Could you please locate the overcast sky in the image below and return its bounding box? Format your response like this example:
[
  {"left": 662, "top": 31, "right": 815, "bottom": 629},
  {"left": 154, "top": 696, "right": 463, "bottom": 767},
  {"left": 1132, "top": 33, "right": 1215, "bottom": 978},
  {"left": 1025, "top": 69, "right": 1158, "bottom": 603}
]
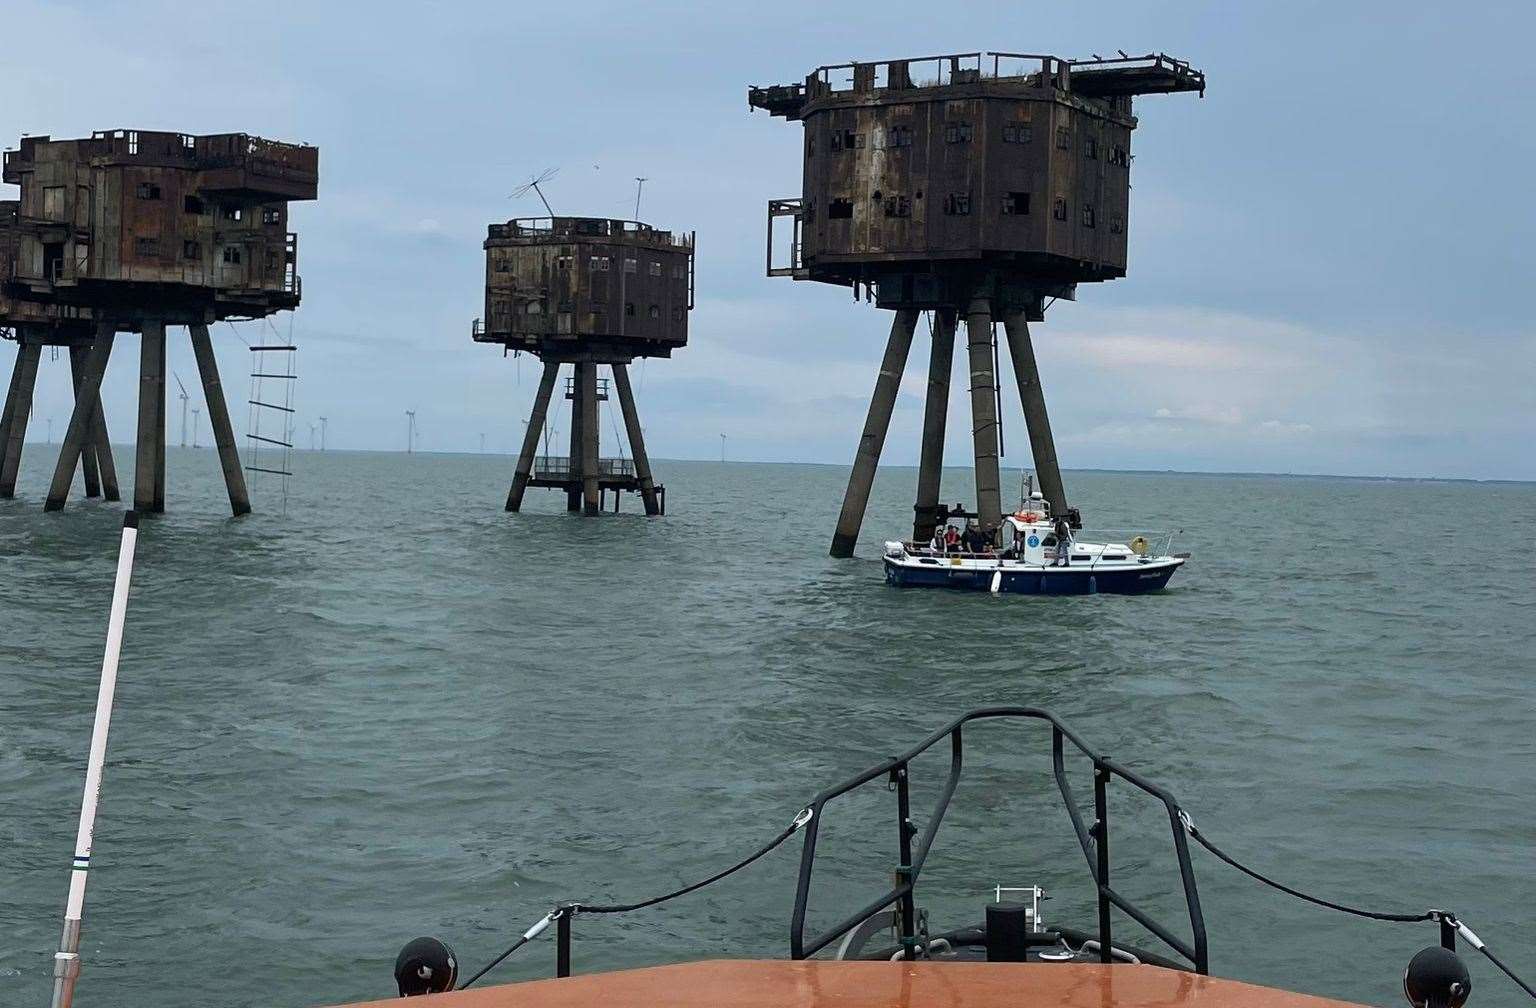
[{"left": 4, "top": 1, "right": 1533, "bottom": 480}]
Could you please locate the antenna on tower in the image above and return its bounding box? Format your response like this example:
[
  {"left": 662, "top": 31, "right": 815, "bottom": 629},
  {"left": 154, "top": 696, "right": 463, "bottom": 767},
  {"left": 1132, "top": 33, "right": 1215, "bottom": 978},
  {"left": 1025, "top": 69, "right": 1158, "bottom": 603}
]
[
  {"left": 172, "top": 372, "right": 190, "bottom": 448},
  {"left": 511, "top": 168, "right": 560, "bottom": 216},
  {"left": 633, "top": 177, "right": 647, "bottom": 220}
]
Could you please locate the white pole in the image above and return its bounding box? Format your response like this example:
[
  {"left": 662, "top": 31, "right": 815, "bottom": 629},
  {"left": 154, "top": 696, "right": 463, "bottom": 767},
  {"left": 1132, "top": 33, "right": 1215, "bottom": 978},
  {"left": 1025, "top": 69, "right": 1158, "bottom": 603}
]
[{"left": 50, "top": 511, "right": 140, "bottom": 1008}]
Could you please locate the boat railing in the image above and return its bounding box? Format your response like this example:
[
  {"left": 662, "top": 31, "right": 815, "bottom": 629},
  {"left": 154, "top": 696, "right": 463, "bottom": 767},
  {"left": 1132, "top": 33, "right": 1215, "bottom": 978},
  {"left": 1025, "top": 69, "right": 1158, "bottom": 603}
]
[
  {"left": 789, "top": 706, "right": 1208, "bottom": 972},
  {"left": 1072, "top": 529, "right": 1178, "bottom": 560}
]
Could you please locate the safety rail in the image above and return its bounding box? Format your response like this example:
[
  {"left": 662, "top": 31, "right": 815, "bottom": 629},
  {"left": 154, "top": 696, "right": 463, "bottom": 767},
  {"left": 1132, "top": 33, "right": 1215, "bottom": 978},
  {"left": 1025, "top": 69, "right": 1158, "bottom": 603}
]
[
  {"left": 789, "top": 706, "right": 1208, "bottom": 972},
  {"left": 533, "top": 456, "right": 636, "bottom": 479},
  {"left": 487, "top": 217, "right": 694, "bottom": 249}
]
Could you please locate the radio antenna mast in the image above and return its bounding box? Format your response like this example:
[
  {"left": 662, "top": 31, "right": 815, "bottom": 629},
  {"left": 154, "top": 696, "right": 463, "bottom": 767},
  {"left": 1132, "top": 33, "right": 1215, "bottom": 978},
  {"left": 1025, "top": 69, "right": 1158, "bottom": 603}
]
[
  {"left": 633, "top": 177, "right": 647, "bottom": 219},
  {"left": 511, "top": 168, "right": 560, "bottom": 216}
]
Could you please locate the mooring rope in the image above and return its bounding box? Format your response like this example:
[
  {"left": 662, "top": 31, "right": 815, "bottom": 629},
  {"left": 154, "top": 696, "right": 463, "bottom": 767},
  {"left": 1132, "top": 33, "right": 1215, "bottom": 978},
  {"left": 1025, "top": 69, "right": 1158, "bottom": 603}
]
[
  {"left": 1179, "top": 810, "right": 1535, "bottom": 1000},
  {"left": 459, "top": 807, "right": 813, "bottom": 989}
]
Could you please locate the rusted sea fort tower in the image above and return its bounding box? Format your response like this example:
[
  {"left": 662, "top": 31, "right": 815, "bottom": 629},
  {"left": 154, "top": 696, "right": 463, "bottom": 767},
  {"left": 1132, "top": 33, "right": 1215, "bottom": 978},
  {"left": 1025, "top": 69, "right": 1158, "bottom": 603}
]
[
  {"left": 474, "top": 216, "right": 694, "bottom": 515},
  {"left": 750, "top": 52, "right": 1203, "bottom": 556},
  {"left": 0, "top": 129, "right": 317, "bottom": 514}
]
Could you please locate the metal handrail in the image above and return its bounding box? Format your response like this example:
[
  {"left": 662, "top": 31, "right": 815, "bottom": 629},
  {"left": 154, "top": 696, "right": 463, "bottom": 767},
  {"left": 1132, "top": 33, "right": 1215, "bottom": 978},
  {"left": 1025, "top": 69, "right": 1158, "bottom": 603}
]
[{"left": 789, "top": 706, "right": 1208, "bottom": 972}]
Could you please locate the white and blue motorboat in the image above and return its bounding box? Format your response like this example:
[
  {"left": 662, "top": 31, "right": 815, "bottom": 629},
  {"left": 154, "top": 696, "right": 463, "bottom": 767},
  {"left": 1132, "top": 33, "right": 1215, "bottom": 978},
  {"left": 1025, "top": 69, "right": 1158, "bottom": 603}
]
[{"left": 883, "top": 505, "right": 1187, "bottom": 596}]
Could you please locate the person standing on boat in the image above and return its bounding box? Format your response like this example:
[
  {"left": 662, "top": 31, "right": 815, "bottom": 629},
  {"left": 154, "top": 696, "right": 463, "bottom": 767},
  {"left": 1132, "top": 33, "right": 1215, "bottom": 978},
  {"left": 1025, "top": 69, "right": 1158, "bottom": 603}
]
[{"left": 1054, "top": 518, "right": 1071, "bottom": 566}]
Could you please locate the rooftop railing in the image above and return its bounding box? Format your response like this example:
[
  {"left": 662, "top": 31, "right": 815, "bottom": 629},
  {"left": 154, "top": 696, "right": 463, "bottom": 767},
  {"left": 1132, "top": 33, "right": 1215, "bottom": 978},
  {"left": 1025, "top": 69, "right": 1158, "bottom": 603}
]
[{"left": 488, "top": 217, "right": 694, "bottom": 249}]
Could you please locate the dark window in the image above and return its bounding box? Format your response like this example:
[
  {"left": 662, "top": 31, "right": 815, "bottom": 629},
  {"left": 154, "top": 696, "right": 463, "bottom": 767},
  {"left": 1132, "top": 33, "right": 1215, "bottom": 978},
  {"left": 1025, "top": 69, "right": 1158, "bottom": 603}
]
[
  {"left": 1084, "top": 136, "right": 1098, "bottom": 159},
  {"left": 183, "top": 195, "right": 205, "bottom": 214},
  {"left": 1081, "top": 203, "right": 1096, "bottom": 228},
  {"left": 883, "top": 194, "right": 912, "bottom": 218},
  {"left": 1072, "top": 555, "right": 1092, "bottom": 563},
  {"left": 888, "top": 124, "right": 913, "bottom": 147},
  {"left": 1109, "top": 145, "right": 1129, "bottom": 167},
  {"left": 494, "top": 256, "right": 511, "bottom": 272},
  {"left": 1110, "top": 215, "right": 1124, "bottom": 235},
  {"left": 671, "top": 306, "right": 684, "bottom": 321},
  {"left": 1052, "top": 197, "right": 1067, "bottom": 221},
  {"left": 943, "top": 193, "right": 971, "bottom": 215},
  {"left": 135, "top": 183, "right": 161, "bottom": 200},
  {"left": 1003, "top": 124, "right": 1033, "bottom": 144},
  {"left": 624, "top": 302, "right": 635, "bottom": 317},
  {"left": 647, "top": 304, "right": 660, "bottom": 319},
  {"left": 828, "top": 198, "right": 854, "bottom": 220},
  {"left": 223, "top": 206, "right": 243, "bottom": 222},
  {"left": 943, "top": 122, "right": 973, "bottom": 143},
  {"left": 1055, "top": 126, "right": 1071, "bottom": 150},
  {"left": 266, "top": 251, "right": 278, "bottom": 270},
  {"left": 222, "top": 246, "right": 241, "bottom": 264},
  {"left": 182, "top": 240, "right": 200, "bottom": 259},
  {"left": 262, "top": 207, "right": 281, "bottom": 225},
  {"left": 134, "top": 236, "right": 160, "bottom": 256},
  {"left": 831, "top": 129, "right": 863, "bottom": 151},
  {"left": 1002, "top": 192, "right": 1030, "bottom": 216},
  {"left": 588, "top": 255, "right": 610, "bottom": 271},
  {"left": 648, "top": 261, "right": 662, "bottom": 276},
  {"left": 806, "top": 136, "right": 815, "bottom": 157}
]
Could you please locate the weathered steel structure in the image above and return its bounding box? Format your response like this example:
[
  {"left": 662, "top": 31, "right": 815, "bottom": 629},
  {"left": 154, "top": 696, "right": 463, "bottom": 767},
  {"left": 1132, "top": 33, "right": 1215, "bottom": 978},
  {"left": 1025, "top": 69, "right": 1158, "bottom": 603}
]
[
  {"left": 0, "top": 129, "right": 317, "bottom": 514},
  {"left": 750, "top": 51, "right": 1203, "bottom": 556},
  {"left": 474, "top": 216, "right": 694, "bottom": 515}
]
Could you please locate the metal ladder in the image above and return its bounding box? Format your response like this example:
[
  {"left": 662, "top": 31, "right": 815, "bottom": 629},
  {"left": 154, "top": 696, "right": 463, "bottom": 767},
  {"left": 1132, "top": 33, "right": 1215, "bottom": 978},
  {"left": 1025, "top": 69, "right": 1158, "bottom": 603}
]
[{"left": 244, "top": 338, "right": 297, "bottom": 512}]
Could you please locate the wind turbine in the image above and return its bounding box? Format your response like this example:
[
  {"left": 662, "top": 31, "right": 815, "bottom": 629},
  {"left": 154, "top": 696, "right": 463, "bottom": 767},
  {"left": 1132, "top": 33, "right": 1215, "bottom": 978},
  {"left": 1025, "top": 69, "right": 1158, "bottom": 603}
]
[
  {"left": 511, "top": 168, "right": 559, "bottom": 216},
  {"left": 318, "top": 416, "right": 327, "bottom": 451},
  {"left": 405, "top": 410, "right": 416, "bottom": 454},
  {"left": 172, "top": 372, "right": 189, "bottom": 447},
  {"left": 191, "top": 408, "right": 200, "bottom": 448},
  {"left": 720, "top": 433, "right": 727, "bottom": 463},
  {"left": 309, "top": 423, "right": 317, "bottom": 451}
]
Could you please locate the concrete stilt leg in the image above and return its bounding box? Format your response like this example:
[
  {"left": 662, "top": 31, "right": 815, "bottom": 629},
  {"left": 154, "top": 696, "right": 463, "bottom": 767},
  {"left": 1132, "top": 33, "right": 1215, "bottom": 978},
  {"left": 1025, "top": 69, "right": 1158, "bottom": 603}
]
[
  {"left": 134, "top": 322, "right": 166, "bottom": 513},
  {"left": 68, "top": 344, "right": 103, "bottom": 498},
  {"left": 566, "top": 365, "right": 584, "bottom": 512},
  {"left": 579, "top": 360, "right": 600, "bottom": 516},
  {"left": 507, "top": 361, "right": 560, "bottom": 512},
  {"left": 829, "top": 309, "right": 919, "bottom": 558},
  {"left": 45, "top": 335, "right": 115, "bottom": 511},
  {"left": 912, "top": 308, "right": 957, "bottom": 543},
  {"left": 611, "top": 363, "right": 660, "bottom": 516},
  {"left": 153, "top": 332, "right": 167, "bottom": 512},
  {"left": 0, "top": 345, "right": 23, "bottom": 482},
  {"left": 1002, "top": 313, "right": 1068, "bottom": 520},
  {"left": 0, "top": 340, "right": 42, "bottom": 498},
  {"left": 963, "top": 295, "right": 1003, "bottom": 539},
  {"left": 190, "top": 323, "right": 251, "bottom": 516},
  {"left": 87, "top": 323, "right": 120, "bottom": 502}
]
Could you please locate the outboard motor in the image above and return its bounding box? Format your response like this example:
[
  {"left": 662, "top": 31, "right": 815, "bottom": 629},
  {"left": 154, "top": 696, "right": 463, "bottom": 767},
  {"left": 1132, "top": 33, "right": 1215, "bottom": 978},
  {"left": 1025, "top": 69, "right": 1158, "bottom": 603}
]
[
  {"left": 1404, "top": 946, "right": 1471, "bottom": 1008},
  {"left": 395, "top": 937, "right": 458, "bottom": 997}
]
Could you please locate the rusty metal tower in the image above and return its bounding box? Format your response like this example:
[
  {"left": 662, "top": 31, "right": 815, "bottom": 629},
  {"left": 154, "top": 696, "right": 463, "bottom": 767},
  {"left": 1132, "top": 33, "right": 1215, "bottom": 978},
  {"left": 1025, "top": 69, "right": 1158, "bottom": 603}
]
[
  {"left": 750, "top": 51, "right": 1203, "bottom": 556},
  {"left": 0, "top": 129, "right": 317, "bottom": 515},
  {"left": 475, "top": 215, "right": 694, "bottom": 515}
]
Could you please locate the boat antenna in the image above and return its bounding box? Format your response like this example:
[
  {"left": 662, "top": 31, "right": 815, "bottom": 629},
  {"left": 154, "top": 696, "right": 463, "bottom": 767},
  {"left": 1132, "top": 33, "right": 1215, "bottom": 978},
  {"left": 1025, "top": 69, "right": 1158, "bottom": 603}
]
[
  {"left": 511, "top": 168, "right": 560, "bottom": 216},
  {"left": 49, "top": 511, "right": 141, "bottom": 1008}
]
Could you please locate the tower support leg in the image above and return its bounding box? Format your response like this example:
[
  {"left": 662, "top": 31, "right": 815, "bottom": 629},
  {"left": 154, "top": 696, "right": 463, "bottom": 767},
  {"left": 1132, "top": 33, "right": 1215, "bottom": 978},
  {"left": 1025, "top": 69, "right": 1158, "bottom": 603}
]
[
  {"left": 912, "top": 308, "right": 957, "bottom": 543},
  {"left": 829, "top": 309, "right": 919, "bottom": 558},
  {"left": 963, "top": 295, "right": 1003, "bottom": 539},
  {"left": 0, "top": 340, "right": 43, "bottom": 498},
  {"left": 154, "top": 332, "right": 167, "bottom": 512},
  {"left": 579, "top": 361, "right": 600, "bottom": 516},
  {"left": 611, "top": 362, "right": 661, "bottom": 516},
  {"left": 190, "top": 323, "right": 251, "bottom": 516},
  {"left": 68, "top": 344, "right": 103, "bottom": 498},
  {"left": 45, "top": 335, "right": 116, "bottom": 511},
  {"left": 134, "top": 322, "right": 167, "bottom": 513},
  {"left": 1002, "top": 313, "right": 1068, "bottom": 521},
  {"left": 566, "top": 366, "right": 584, "bottom": 512},
  {"left": 507, "top": 361, "right": 560, "bottom": 512},
  {"left": 86, "top": 324, "right": 120, "bottom": 502}
]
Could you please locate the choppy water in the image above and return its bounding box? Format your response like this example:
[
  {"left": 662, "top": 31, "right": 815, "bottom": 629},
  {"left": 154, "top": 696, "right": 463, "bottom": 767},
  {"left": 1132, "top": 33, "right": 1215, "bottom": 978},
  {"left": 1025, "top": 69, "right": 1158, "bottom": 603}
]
[{"left": 2, "top": 449, "right": 1534, "bottom": 1008}]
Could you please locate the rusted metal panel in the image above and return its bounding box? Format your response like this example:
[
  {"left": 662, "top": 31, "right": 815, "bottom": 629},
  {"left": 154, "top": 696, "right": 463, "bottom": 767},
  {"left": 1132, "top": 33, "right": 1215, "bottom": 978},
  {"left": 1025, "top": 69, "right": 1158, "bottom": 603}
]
[{"left": 0, "top": 129, "right": 318, "bottom": 328}]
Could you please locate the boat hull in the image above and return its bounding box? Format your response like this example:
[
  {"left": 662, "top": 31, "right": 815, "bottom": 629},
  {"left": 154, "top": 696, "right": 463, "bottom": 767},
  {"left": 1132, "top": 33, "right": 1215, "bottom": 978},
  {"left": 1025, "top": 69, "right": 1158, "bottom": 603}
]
[{"left": 883, "top": 556, "right": 1183, "bottom": 595}]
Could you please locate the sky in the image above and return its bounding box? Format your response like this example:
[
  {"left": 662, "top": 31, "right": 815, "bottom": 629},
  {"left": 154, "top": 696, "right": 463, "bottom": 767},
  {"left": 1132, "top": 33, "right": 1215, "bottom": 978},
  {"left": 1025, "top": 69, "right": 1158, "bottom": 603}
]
[{"left": 3, "top": 0, "right": 1534, "bottom": 480}]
